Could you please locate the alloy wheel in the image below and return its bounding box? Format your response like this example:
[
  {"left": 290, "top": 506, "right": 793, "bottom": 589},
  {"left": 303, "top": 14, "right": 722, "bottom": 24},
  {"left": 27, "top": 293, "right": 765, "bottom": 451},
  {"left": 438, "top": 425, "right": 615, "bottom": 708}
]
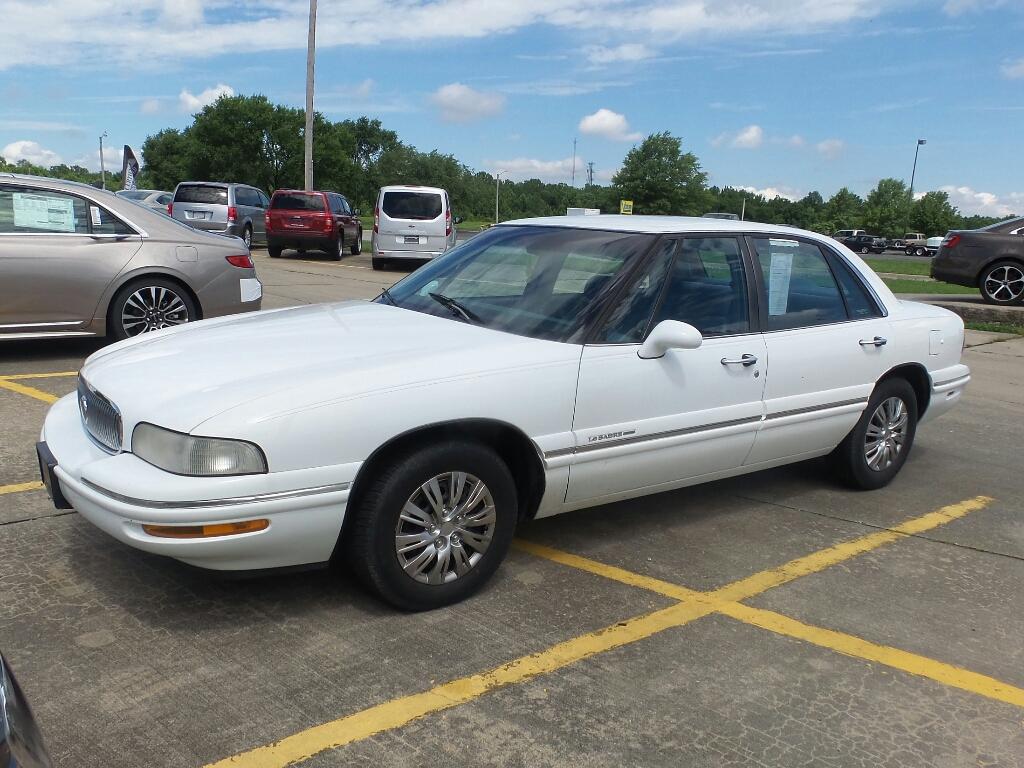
[
  {"left": 121, "top": 286, "right": 190, "bottom": 336},
  {"left": 983, "top": 264, "right": 1024, "bottom": 303},
  {"left": 394, "top": 471, "right": 496, "bottom": 585},
  {"left": 864, "top": 397, "right": 909, "bottom": 471}
]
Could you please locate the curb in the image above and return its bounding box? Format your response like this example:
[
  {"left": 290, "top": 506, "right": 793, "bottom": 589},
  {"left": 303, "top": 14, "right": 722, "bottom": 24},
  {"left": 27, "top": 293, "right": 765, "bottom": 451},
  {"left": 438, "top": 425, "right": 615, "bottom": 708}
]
[{"left": 922, "top": 299, "right": 1024, "bottom": 324}]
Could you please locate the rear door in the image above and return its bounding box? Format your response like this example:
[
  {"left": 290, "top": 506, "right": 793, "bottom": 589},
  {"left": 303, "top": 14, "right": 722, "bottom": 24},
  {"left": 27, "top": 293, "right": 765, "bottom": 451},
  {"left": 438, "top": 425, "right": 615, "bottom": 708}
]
[
  {"left": 0, "top": 185, "right": 141, "bottom": 335},
  {"left": 379, "top": 190, "right": 444, "bottom": 253},
  {"left": 236, "top": 186, "right": 265, "bottom": 241},
  {"left": 269, "top": 192, "right": 328, "bottom": 235},
  {"left": 338, "top": 196, "right": 358, "bottom": 243},
  {"left": 173, "top": 184, "right": 228, "bottom": 232}
]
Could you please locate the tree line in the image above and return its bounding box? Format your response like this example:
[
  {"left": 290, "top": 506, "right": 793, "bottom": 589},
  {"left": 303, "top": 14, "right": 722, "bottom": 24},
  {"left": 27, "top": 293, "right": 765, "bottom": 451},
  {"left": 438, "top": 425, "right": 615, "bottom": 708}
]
[{"left": 2, "top": 94, "right": 1012, "bottom": 236}]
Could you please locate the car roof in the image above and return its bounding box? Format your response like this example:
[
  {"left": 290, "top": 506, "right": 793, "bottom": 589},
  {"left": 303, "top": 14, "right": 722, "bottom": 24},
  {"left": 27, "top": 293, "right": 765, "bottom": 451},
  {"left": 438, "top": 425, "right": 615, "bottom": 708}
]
[
  {"left": 273, "top": 189, "right": 329, "bottom": 195},
  {"left": 502, "top": 214, "right": 824, "bottom": 238},
  {"left": 379, "top": 185, "right": 446, "bottom": 194}
]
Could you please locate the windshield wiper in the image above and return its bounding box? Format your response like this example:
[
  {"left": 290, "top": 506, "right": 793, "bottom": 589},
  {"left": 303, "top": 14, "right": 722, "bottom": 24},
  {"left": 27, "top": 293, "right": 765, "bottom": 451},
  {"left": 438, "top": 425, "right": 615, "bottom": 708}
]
[
  {"left": 379, "top": 287, "right": 398, "bottom": 306},
  {"left": 428, "top": 292, "right": 480, "bottom": 324}
]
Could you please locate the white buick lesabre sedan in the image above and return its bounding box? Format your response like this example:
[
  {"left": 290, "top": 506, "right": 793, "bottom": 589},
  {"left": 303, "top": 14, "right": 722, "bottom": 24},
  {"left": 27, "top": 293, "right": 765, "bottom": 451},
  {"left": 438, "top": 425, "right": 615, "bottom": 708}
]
[{"left": 38, "top": 216, "right": 970, "bottom": 610}]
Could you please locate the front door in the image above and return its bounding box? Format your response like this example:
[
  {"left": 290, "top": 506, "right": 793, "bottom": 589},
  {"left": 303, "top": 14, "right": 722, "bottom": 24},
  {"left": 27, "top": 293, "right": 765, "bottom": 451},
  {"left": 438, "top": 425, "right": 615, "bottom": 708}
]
[
  {"left": 743, "top": 235, "right": 893, "bottom": 464},
  {"left": 567, "top": 236, "right": 766, "bottom": 505}
]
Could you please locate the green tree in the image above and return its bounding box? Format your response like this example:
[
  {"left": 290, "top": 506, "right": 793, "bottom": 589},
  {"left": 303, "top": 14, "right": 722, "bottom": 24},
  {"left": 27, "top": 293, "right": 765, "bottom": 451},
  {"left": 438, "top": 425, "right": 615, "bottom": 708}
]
[
  {"left": 612, "top": 132, "right": 708, "bottom": 215},
  {"left": 861, "top": 178, "right": 910, "bottom": 238},
  {"left": 909, "top": 191, "right": 959, "bottom": 236},
  {"left": 823, "top": 187, "right": 864, "bottom": 233},
  {"left": 138, "top": 129, "right": 192, "bottom": 190}
]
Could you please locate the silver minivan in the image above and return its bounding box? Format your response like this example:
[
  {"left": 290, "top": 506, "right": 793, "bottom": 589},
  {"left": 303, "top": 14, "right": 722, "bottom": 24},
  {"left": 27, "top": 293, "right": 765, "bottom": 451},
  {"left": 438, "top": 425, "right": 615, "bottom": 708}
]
[
  {"left": 371, "top": 185, "right": 460, "bottom": 270},
  {"left": 170, "top": 182, "right": 270, "bottom": 249}
]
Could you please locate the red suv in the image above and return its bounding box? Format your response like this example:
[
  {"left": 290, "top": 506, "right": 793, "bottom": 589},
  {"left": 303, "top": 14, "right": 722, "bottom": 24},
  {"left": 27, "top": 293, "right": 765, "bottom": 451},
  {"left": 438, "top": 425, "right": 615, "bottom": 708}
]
[{"left": 265, "top": 190, "right": 363, "bottom": 260}]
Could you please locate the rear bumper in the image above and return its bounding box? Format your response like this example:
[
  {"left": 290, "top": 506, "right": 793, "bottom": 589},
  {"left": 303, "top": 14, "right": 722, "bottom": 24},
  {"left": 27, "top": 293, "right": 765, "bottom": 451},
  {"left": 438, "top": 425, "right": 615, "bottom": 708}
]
[
  {"left": 921, "top": 364, "right": 970, "bottom": 425},
  {"left": 177, "top": 220, "right": 245, "bottom": 239},
  {"left": 267, "top": 233, "right": 331, "bottom": 250},
  {"left": 931, "top": 248, "right": 976, "bottom": 286}
]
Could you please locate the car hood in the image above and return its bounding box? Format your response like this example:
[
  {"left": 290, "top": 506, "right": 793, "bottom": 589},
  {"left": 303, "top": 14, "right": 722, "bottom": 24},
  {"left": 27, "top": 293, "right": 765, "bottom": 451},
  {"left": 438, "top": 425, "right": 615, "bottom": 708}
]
[{"left": 80, "top": 301, "right": 580, "bottom": 435}]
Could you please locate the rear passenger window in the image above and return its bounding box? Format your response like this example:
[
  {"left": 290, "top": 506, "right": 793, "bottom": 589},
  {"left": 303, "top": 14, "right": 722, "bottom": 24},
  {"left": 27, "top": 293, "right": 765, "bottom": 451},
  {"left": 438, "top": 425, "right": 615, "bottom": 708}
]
[
  {"left": 830, "top": 255, "right": 883, "bottom": 319},
  {"left": 752, "top": 238, "right": 847, "bottom": 330}
]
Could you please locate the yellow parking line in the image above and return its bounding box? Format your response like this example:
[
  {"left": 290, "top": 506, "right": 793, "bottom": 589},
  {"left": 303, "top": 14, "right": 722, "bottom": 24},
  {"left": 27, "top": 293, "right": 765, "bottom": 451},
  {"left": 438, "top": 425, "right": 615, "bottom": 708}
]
[
  {"left": 0, "top": 481, "right": 43, "bottom": 495},
  {"left": 205, "top": 601, "right": 715, "bottom": 768},
  {"left": 0, "top": 378, "right": 59, "bottom": 404},
  {"left": 719, "top": 602, "right": 1024, "bottom": 709},
  {"left": 0, "top": 371, "right": 77, "bottom": 381}
]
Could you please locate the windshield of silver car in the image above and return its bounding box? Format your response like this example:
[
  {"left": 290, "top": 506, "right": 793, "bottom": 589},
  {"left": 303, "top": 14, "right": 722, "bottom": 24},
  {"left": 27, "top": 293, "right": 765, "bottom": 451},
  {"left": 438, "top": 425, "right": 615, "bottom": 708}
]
[{"left": 380, "top": 225, "right": 657, "bottom": 343}]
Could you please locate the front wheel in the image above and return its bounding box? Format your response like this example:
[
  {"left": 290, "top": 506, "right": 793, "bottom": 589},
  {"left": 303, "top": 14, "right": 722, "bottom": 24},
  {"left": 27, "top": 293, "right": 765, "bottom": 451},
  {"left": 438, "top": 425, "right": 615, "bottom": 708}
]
[
  {"left": 350, "top": 228, "right": 363, "bottom": 255},
  {"left": 859, "top": 246, "right": 869, "bottom": 254},
  {"left": 108, "top": 279, "right": 197, "bottom": 340},
  {"left": 979, "top": 260, "right": 1024, "bottom": 306},
  {"left": 915, "top": 246, "right": 926, "bottom": 257},
  {"left": 831, "top": 378, "right": 918, "bottom": 490},
  {"left": 345, "top": 441, "right": 517, "bottom": 610}
]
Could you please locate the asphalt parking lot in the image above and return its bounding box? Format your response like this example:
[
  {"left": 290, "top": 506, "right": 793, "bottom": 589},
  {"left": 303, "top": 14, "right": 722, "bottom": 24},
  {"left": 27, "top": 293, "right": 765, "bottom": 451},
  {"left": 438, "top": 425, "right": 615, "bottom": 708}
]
[{"left": 1, "top": 249, "right": 1023, "bottom": 767}]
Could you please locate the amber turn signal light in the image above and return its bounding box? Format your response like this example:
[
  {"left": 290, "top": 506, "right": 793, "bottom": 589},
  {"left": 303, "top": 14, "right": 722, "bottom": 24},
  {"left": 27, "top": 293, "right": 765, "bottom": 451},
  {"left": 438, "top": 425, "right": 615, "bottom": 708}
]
[{"left": 142, "top": 519, "right": 269, "bottom": 539}]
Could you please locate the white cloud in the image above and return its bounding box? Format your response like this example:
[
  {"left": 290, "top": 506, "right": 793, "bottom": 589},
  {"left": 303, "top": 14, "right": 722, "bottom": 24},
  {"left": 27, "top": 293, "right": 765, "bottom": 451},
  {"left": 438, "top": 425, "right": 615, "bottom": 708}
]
[
  {"left": 500, "top": 79, "right": 630, "bottom": 96},
  {"left": 732, "top": 125, "right": 764, "bottom": 149},
  {"left": 488, "top": 156, "right": 582, "bottom": 183},
  {"left": 934, "top": 185, "right": 1024, "bottom": 217},
  {"left": 816, "top": 138, "right": 845, "bottom": 159},
  {"left": 0, "top": 120, "right": 81, "bottom": 132},
  {"left": 353, "top": 78, "right": 375, "bottom": 98},
  {"left": 584, "top": 43, "right": 655, "bottom": 65},
  {"left": 736, "top": 185, "right": 800, "bottom": 201},
  {"left": 1001, "top": 57, "right": 1024, "bottom": 79},
  {"left": 579, "top": 108, "right": 642, "bottom": 141},
  {"left": 179, "top": 83, "right": 235, "bottom": 113},
  {"left": 430, "top": 82, "right": 505, "bottom": 123},
  {"left": 1, "top": 140, "right": 62, "bottom": 166},
  {"left": 140, "top": 98, "right": 161, "bottom": 114},
  {"left": 74, "top": 144, "right": 126, "bottom": 173},
  {"left": 783, "top": 134, "right": 805, "bottom": 147},
  {"left": 943, "top": 0, "right": 1008, "bottom": 14}
]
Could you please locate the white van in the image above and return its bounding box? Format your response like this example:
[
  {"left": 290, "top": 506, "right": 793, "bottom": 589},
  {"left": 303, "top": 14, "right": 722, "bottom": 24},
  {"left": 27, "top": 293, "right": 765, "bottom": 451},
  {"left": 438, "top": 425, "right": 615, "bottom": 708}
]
[{"left": 371, "top": 185, "right": 460, "bottom": 270}]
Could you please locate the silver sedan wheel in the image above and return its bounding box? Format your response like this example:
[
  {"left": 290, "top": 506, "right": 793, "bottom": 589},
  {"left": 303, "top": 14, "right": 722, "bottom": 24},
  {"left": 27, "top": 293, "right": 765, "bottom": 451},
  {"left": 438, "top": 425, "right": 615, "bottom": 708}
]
[
  {"left": 864, "top": 397, "right": 909, "bottom": 471},
  {"left": 394, "top": 472, "right": 496, "bottom": 585},
  {"left": 121, "top": 286, "right": 190, "bottom": 336},
  {"left": 983, "top": 264, "right": 1024, "bottom": 303}
]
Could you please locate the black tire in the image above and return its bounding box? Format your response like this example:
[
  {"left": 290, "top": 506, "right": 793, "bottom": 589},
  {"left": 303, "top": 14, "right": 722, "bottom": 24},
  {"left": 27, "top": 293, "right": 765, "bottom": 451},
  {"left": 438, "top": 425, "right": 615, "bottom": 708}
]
[
  {"left": 371, "top": 257, "right": 386, "bottom": 271},
  {"left": 350, "top": 228, "right": 363, "bottom": 255},
  {"left": 831, "top": 378, "right": 918, "bottom": 490},
  {"left": 268, "top": 244, "right": 283, "bottom": 258},
  {"left": 915, "top": 246, "right": 926, "bottom": 257},
  {"left": 241, "top": 226, "right": 252, "bottom": 249},
  {"left": 859, "top": 246, "right": 869, "bottom": 254},
  {"left": 978, "top": 259, "right": 1024, "bottom": 306},
  {"left": 326, "top": 231, "right": 343, "bottom": 261},
  {"left": 345, "top": 440, "right": 517, "bottom": 610},
  {"left": 905, "top": 246, "right": 915, "bottom": 256},
  {"left": 108, "top": 278, "right": 197, "bottom": 341}
]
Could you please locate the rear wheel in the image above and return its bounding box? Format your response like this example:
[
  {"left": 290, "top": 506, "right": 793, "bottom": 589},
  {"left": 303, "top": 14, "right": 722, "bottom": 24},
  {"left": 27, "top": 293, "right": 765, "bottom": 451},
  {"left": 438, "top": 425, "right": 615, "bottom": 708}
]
[
  {"left": 108, "top": 278, "right": 197, "bottom": 340},
  {"left": 350, "top": 228, "right": 363, "bottom": 255},
  {"left": 268, "top": 244, "right": 283, "bottom": 258},
  {"left": 915, "top": 246, "right": 926, "bottom": 257},
  {"left": 905, "top": 246, "right": 915, "bottom": 256},
  {"left": 831, "top": 378, "right": 917, "bottom": 490},
  {"left": 345, "top": 441, "right": 517, "bottom": 610},
  {"left": 859, "top": 245, "right": 869, "bottom": 254},
  {"left": 979, "top": 260, "right": 1024, "bottom": 305},
  {"left": 241, "top": 226, "right": 252, "bottom": 249},
  {"left": 326, "top": 231, "right": 343, "bottom": 261},
  {"left": 372, "top": 257, "right": 386, "bottom": 270}
]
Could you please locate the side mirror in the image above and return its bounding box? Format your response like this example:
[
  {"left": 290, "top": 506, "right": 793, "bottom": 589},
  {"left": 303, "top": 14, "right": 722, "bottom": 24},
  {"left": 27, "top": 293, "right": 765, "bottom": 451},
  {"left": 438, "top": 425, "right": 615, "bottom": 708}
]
[
  {"left": 353, "top": 208, "right": 361, "bottom": 216},
  {"left": 638, "top": 320, "right": 703, "bottom": 359},
  {"left": 454, "top": 215, "right": 464, "bottom": 224}
]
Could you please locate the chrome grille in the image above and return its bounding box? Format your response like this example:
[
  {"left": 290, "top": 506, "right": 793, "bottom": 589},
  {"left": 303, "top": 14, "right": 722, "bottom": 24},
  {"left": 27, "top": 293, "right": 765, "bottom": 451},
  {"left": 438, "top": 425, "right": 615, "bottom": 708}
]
[{"left": 78, "top": 377, "right": 122, "bottom": 452}]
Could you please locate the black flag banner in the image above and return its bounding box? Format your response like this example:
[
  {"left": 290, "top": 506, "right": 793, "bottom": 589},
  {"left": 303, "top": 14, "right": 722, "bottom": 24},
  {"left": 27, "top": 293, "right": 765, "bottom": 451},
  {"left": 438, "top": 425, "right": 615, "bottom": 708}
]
[{"left": 122, "top": 145, "right": 140, "bottom": 191}]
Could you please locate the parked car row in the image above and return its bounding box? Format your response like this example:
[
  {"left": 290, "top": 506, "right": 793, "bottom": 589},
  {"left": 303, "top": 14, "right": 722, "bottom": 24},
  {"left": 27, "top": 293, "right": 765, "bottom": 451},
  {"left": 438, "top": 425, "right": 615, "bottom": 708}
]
[{"left": 833, "top": 231, "right": 887, "bottom": 254}]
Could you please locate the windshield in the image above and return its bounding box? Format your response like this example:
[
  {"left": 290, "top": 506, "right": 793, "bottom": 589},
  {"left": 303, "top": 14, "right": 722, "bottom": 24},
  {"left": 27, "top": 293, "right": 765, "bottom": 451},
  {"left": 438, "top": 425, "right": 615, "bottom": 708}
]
[
  {"left": 272, "top": 192, "right": 326, "bottom": 211},
  {"left": 175, "top": 185, "right": 227, "bottom": 204},
  {"left": 382, "top": 191, "right": 443, "bottom": 220},
  {"left": 382, "top": 225, "right": 656, "bottom": 343}
]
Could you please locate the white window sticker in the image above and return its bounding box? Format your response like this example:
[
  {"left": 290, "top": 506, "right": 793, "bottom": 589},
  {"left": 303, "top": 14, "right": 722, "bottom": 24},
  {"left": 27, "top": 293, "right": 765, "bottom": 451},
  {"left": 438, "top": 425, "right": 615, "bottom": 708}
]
[
  {"left": 12, "top": 192, "right": 76, "bottom": 232},
  {"left": 768, "top": 252, "right": 794, "bottom": 316},
  {"left": 90, "top": 205, "right": 102, "bottom": 227}
]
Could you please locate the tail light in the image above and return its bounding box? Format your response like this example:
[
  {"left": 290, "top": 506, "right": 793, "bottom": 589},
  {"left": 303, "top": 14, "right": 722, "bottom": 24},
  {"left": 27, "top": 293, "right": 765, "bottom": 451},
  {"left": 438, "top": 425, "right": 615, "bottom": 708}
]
[
  {"left": 445, "top": 208, "right": 452, "bottom": 237},
  {"left": 264, "top": 211, "right": 272, "bottom": 232},
  {"left": 227, "top": 205, "right": 238, "bottom": 222},
  {"left": 943, "top": 234, "right": 961, "bottom": 249},
  {"left": 324, "top": 214, "right": 335, "bottom": 232},
  {"left": 226, "top": 254, "right": 254, "bottom": 268},
  {"left": 373, "top": 206, "right": 380, "bottom": 234},
  {"left": 167, "top": 202, "right": 173, "bottom": 216}
]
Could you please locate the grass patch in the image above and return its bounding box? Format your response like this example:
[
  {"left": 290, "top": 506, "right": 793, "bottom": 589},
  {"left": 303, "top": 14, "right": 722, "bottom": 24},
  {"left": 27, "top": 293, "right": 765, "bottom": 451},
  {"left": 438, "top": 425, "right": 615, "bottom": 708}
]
[
  {"left": 358, "top": 216, "right": 493, "bottom": 233},
  {"left": 964, "top": 321, "right": 1024, "bottom": 336},
  {"left": 864, "top": 257, "right": 932, "bottom": 276},
  {"left": 882, "top": 278, "right": 969, "bottom": 295}
]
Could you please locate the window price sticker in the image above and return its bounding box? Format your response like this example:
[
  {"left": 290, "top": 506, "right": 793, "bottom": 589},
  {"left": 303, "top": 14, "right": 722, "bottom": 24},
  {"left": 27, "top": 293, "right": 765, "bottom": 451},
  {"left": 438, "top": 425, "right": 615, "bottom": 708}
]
[
  {"left": 767, "top": 239, "right": 798, "bottom": 316},
  {"left": 12, "top": 192, "right": 76, "bottom": 232}
]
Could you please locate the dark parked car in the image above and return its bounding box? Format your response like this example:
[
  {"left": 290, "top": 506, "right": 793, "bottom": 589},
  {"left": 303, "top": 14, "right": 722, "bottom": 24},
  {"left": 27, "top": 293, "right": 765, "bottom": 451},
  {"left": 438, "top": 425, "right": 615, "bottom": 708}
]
[
  {"left": 841, "top": 233, "right": 887, "bottom": 254},
  {"left": 1, "top": 653, "right": 52, "bottom": 768},
  {"left": 265, "top": 189, "right": 362, "bottom": 260},
  {"left": 932, "top": 216, "right": 1024, "bottom": 305}
]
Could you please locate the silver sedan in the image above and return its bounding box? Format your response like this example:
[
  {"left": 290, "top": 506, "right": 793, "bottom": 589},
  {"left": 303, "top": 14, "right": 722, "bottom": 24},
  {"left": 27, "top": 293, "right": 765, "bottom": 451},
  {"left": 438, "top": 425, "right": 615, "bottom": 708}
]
[
  {"left": 114, "top": 188, "right": 173, "bottom": 215},
  {"left": 0, "top": 174, "right": 262, "bottom": 341}
]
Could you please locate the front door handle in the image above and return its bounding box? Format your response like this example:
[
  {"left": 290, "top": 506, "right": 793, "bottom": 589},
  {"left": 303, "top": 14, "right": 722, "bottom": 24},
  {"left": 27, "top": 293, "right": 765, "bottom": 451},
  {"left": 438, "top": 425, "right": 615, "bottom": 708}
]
[
  {"left": 859, "top": 336, "right": 887, "bottom": 347},
  {"left": 721, "top": 354, "right": 758, "bottom": 367}
]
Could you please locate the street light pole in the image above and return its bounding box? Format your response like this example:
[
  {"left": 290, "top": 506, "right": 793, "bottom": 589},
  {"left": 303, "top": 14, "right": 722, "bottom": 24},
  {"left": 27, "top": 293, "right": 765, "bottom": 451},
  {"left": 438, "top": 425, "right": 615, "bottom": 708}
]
[
  {"left": 99, "top": 131, "right": 108, "bottom": 190},
  {"left": 303, "top": 0, "right": 317, "bottom": 192},
  {"left": 494, "top": 171, "right": 504, "bottom": 224},
  {"left": 906, "top": 138, "right": 926, "bottom": 233}
]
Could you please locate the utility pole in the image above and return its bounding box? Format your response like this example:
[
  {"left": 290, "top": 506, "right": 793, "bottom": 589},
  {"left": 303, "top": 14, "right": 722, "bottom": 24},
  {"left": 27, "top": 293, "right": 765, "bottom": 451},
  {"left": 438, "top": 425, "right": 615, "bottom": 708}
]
[
  {"left": 303, "top": 0, "right": 317, "bottom": 192},
  {"left": 570, "top": 138, "right": 577, "bottom": 187},
  {"left": 494, "top": 171, "right": 504, "bottom": 224},
  {"left": 586, "top": 162, "right": 594, "bottom": 187},
  {"left": 99, "top": 131, "right": 108, "bottom": 190},
  {"left": 905, "top": 138, "right": 926, "bottom": 233},
  {"left": 741, "top": 196, "right": 746, "bottom": 222}
]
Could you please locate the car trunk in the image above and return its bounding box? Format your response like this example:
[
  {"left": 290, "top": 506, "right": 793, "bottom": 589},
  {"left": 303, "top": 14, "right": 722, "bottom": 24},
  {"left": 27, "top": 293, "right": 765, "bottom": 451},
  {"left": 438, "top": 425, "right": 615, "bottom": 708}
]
[
  {"left": 378, "top": 190, "right": 445, "bottom": 252},
  {"left": 173, "top": 185, "right": 229, "bottom": 231},
  {"left": 267, "top": 192, "right": 330, "bottom": 236}
]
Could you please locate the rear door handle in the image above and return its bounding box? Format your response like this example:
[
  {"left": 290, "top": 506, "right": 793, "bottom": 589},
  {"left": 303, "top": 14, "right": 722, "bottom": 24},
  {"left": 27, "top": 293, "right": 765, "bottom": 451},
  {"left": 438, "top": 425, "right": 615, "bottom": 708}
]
[
  {"left": 859, "top": 336, "right": 887, "bottom": 347},
  {"left": 721, "top": 354, "right": 758, "bottom": 367}
]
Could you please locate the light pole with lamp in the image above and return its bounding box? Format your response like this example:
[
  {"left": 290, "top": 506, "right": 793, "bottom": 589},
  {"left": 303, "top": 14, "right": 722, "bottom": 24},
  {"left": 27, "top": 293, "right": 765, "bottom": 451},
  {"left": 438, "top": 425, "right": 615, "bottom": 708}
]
[
  {"left": 494, "top": 170, "right": 504, "bottom": 224},
  {"left": 303, "top": 0, "right": 317, "bottom": 191},
  {"left": 906, "top": 138, "right": 926, "bottom": 232},
  {"left": 99, "top": 131, "right": 108, "bottom": 190}
]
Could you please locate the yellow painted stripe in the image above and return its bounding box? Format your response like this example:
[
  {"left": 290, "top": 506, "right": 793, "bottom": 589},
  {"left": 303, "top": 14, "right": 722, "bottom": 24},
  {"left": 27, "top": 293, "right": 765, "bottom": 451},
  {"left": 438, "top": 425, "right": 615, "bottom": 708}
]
[
  {"left": 713, "top": 495, "right": 993, "bottom": 603},
  {"left": 0, "top": 378, "right": 59, "bottom": 404},
  {"left": 0, "top": 371, "right": 77, "bottom": 381},
  {"left": 205, "top": 601, "right": 715, "bottom": 768},
  {"left": 0, "top": 481, "right": 43, "bottom": 495},
  {"left": 720, "top": 602, "right": 1024, "bottom": 709}
]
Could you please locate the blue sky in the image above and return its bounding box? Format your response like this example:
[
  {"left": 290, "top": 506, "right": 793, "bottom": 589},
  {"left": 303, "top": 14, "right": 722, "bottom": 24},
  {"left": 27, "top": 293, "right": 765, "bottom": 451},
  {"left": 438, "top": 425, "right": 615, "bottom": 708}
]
[{"left": 1, "top": 0, "right": 1022, "bottom": 215}]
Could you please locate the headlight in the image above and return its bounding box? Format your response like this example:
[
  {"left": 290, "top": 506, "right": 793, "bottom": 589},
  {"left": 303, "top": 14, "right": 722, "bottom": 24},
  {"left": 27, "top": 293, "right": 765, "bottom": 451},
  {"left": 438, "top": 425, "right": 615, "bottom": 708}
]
[{"left": 132, "top": 423, "right": 267, "bottom": 476}]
